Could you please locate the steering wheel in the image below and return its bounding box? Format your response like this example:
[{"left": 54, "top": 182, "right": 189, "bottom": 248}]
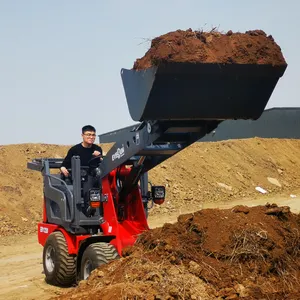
[
  {"left": 86, "top": 156, "right": 103, "bottom": 178},
  {"left": 60, "top": 166, "right": 90, "bottom": 183},
  {"left": 88, "top": 156, "right": 103, "bottom": 169},
  {"left": 60, "top": 156, "right": 102, "bottom": 182}
]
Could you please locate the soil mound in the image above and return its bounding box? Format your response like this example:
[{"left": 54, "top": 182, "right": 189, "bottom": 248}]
[
  {"left": 55, "top": 204, "right": 300, "bottom": 300},
  {"left": 133, "top": 29, "right": 286, "bottom": 70}
]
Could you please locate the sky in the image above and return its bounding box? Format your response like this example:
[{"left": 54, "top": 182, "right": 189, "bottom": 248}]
[{"left": 0, "top": 0, "right": 299, "bottom": 145}]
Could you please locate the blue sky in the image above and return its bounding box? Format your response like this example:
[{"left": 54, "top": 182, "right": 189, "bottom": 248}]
[{"left": 0, "top": 0, "right": 298, "bottom": 145}]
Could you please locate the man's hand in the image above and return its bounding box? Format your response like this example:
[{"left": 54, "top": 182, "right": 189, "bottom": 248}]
[
  {"left": 93, "top": 150, "right": 101, "bottom": 157},
  {"left": 60, "top": 167, "right": 69, "bottom": 177}
]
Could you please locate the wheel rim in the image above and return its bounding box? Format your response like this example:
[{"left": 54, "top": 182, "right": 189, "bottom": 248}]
[
  {"left": 83, "top": 259, "right": 93, "bottom": 280},
  {"left": 45, "top": 245, "right": 55, "bottom": 273}
]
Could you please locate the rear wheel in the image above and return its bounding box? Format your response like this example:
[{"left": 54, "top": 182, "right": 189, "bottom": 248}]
[
  {"left": 43, "top": 231, "right": 76, "bottom": 286},
  {"left": 80, "top": 242, "right": 119, "bottom": 280}
]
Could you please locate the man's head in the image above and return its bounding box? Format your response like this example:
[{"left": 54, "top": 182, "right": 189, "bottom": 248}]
[{"left": 81, "top": 125, "right": 96, "bottom": 146}]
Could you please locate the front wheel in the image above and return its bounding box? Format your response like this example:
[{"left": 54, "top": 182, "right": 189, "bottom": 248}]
[
  {"left": 43, "top": 231, "right": 76, "bottom": 286},
  {"left": 80, "top": 242, "right": 119, "bottom": 280}
]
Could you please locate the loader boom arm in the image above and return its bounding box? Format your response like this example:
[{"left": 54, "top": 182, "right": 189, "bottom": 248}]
[{"left": 98, "top": 119, "right": 219, "bottom": 179}]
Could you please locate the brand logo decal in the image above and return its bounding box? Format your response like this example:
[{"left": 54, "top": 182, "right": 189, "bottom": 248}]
[{"left": 112, "top": 146, "right": 125, "bottom": 161}]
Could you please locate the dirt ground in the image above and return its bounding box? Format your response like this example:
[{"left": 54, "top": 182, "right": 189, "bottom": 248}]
[
  {"left": 133, "top": 29, "right": 286, "bottom": 69},
  {"left": 1, "top": 195, "right": 300, "bottom": 300},
  {"left": 1, "top": 138, "right": 300, "bottom": 299}
]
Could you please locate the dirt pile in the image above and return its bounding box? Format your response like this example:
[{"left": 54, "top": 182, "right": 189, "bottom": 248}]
[
  {"left": 150, "top": 138, "right": 300, "bottom": 217},
  {"left": 0, "top": 143, "right": 70, "bottom": 236},
  {"left": 133, "top": 29, "right": 286, "bottom": 70},
  {"left": 1, "top": 138, "right": 300, "bottom": 237},
  {"left": 55, "top": 204, "right": 300, "bottom": 300}
]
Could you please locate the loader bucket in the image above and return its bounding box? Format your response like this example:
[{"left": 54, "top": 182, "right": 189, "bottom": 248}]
[{"left": 121, "top": 63, "right": 287, "bottom": 122}]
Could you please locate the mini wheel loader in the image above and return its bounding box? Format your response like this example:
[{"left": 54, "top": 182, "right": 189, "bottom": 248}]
[{"left": 27, "top": 62, "right": 287, "bottom": 286}]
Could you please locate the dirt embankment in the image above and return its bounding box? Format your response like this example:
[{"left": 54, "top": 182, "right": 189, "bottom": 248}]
[
  {"left": 149, "top": 138, "right": 300, "bottom": 217},
  {"left": 1, "top": 138, "right": 300, "bottom": 237},
  {"left": 0, "top": 144, "right": 69, "bottom": 236},
  {"left": 133, "top": 29, "right": 287, "bottom": 70}
]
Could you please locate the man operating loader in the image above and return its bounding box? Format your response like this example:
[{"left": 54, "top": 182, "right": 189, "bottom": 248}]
[{"left": 60, "top": 125, "right": 103, "bottom": 177}]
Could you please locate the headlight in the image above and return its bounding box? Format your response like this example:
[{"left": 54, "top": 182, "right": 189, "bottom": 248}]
[
  {"left": 151, "top": 186, "right": 166, "bottom": 204},
  {"left": 89, "top": 189, "right": 101, "bottom": 202},
  {"left": 152, "top": 186, "right": 165, "bottom": 199}
]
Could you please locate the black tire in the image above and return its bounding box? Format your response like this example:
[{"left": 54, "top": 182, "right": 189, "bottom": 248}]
[
  {"left": 43, "top": 231, "right": 76, "bottom": 287},
  {"left": 80, "top": 242, "right": 119, "bottom": 280}
]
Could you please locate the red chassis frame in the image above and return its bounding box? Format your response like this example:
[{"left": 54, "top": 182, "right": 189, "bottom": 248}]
[{"left": 38, "top": 165, "right": 149, "bottom": 256}]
